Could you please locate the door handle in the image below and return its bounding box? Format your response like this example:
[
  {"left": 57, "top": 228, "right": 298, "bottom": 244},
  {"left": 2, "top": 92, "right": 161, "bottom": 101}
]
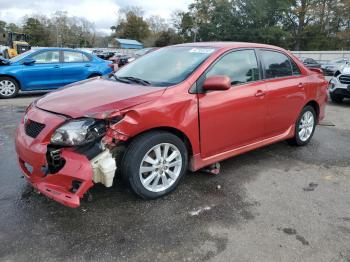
[
  {"left": 298, "top": 83, "right": 304, "bottom": 88},
  {"left": 53, "top": 65, "right": 60, "bottom": 68},
  {"left": 255, "top": 90, "right": 266, "bottom": 97},
  {"left": 85, "top": 64, "right": 91, "bottom": 67}
]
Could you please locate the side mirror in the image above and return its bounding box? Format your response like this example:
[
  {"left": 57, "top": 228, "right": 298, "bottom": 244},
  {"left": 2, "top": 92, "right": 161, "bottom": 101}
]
[
  {"left": 22, "top": 58, "right": 36, "bottom": 65},
  {"left": 203, "top": 75, "right": 231, "bottom": 91}
]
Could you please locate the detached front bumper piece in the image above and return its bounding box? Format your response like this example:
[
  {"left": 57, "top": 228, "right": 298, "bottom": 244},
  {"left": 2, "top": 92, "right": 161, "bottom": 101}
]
[{"left": 15, "top": 106, "right": 94, "bottom": 208}]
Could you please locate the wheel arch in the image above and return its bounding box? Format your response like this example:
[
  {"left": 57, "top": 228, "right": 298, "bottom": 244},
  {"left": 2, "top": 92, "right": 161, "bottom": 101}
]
[
  {"left": 0, "top": 74, "right": 21, "bottom": 89},
  {"left": 125, "top": 126, "right": 194, "bottom": 158},
  {"left": 304, "top": 100, "right": 320, "bottom": 121},
  {"left": 87, "top": 72, "right": 102, "bottom": 78}
]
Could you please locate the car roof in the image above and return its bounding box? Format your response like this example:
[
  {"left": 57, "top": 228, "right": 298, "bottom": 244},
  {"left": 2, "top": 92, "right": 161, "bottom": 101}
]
[
  {"left": 33, "top": 47, "right": 88, "bottom": 53},
  {"left": 174, "top": 42, "right": 287, "bottom": 52}
]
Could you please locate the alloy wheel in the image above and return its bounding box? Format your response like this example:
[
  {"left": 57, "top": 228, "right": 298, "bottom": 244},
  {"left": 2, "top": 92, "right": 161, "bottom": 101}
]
[
  {"left": 139, "top": 143, "right": 182, "bottom": 192},
  {"left": 298, "top": 111, "right": 314, "bottom": 142}
]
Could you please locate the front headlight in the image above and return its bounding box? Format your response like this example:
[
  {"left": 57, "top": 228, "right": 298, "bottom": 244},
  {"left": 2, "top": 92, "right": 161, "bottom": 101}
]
[
  {"left": 328, "top": 78, "right": 338, "bottom": 90},
  {"left": 51, "top": 118, "right": 106, "bottom": 146}
]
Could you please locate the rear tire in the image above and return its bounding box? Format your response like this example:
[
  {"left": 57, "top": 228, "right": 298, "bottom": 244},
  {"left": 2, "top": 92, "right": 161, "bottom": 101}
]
[
  {"left": 288, "top": 106, "right": 316, "bottom": 146},
  {"left": 330, "top": 92, "right": 343, "bottom": 104},
  {"left": 0, "top": 76, "right": 19, "bottom": 99},
  {"left": 121, "top": 131, "right": 188, "bottom": 199}
]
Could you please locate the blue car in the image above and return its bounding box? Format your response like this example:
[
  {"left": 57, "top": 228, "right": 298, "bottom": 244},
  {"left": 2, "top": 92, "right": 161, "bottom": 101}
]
[{"left": 0, "top": 48, "right": 113, "bottom": 98}]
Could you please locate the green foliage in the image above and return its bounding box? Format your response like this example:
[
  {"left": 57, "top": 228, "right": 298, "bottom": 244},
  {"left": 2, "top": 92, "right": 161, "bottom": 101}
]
[
  {"left": 1, "top": 1, "right": 349, "bottom": 50},
  {"left": 112, "top": 9, "right": 150, "bottom": 42},
  {"left": 174, "top": 0, "right": 350, "bottom": 50},
  {"left": 22, "top": 17, "right": 50, "bottom": 46},
  {"left": 154, "top": 29, "right": 183, "bottom": 47}
]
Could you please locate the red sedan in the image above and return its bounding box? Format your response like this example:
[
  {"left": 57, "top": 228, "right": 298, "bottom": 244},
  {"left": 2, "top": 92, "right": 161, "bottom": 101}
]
[{"left": 15, "top": 42, "right": 328, "bottom": 208}]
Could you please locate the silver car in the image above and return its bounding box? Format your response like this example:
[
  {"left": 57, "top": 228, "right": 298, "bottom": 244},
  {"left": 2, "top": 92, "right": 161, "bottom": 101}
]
[
  {"left": 329, "top": 66, "right": 350, "bottom": 103},
  {"left": 321, "top": 58, "right": 350, "bottom": 76}
]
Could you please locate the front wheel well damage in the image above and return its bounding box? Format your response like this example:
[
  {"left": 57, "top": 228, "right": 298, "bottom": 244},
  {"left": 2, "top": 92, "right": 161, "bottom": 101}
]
[{"left": 121, "top": 127, "right": 194, "bottom": 160}]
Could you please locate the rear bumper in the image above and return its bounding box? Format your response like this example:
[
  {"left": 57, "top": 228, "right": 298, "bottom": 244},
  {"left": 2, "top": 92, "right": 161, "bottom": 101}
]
[{"left": 15, "top": 106, "right": 94, "bottom": 208}]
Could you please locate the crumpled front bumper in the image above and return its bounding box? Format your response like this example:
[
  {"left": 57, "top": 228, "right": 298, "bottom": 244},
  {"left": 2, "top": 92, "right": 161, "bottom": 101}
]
[{"left": 15, "top": 106, "right": 94, "bottom": 208}]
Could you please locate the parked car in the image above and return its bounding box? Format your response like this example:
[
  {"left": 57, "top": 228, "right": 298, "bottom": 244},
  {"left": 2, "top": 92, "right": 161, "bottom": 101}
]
[
  {"left": 299, "top": 57, "right": 322, "bottom": 69},
  {"left": 109, "top": 54, "right": 131, "bottom": 68},
  {"left": 96, "top": 51, "right": 115, "bottom": 60},
  {"left": 321, "top": 58, "right": 350, "bottom": 76},
  {"left": 328, "top": 65, "right": 350, "bottom": 103},
  {"left": 15, "top": 42, "right": 328, "bottom": 208},
  {"left": 0, "top": 48, "right": 113, "bottom": 98}
]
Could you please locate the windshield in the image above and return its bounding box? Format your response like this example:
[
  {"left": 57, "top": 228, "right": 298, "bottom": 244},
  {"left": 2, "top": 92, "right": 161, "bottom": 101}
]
[
  {"left": 115, "top": 46, "right": 216, "bottom": 86},
  {"left": 9, "top": 49, "right": 36, "bottom": 63}
]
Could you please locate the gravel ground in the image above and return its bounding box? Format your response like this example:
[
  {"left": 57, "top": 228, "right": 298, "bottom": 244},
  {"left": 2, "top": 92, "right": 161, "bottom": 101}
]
[{"left": 0, "top": 92, "right": 349, "bottom": 262}]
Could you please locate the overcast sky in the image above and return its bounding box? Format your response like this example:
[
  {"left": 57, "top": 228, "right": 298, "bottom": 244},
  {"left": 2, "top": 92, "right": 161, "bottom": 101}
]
[{"left": 0, "top": 0, "right": 193, "bottom": 35}]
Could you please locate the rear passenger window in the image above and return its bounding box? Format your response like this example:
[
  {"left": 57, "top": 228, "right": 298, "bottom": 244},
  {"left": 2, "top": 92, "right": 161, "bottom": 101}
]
[
  {"left": 63, "top": 51, "right": 90, "bottom": 63},
  {"left": 206, "top": 49, "right": 260, "bottom": 85},
  {"left": 261, "top": 50, "right": 292, "bottom": 78}
]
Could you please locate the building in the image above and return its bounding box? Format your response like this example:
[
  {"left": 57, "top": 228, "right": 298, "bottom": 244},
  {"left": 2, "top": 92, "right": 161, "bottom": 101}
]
[{"left": 109, "top": 38, "right": 143, "bottom": 49}]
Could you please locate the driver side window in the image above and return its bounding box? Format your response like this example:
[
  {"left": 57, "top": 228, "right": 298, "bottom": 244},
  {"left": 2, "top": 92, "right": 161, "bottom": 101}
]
[
  {"left": 31, "top": 51, "right": 60, "bottom": 64},
  {"left": 206, "top": 49, "right": 260, "bottom": 85}
]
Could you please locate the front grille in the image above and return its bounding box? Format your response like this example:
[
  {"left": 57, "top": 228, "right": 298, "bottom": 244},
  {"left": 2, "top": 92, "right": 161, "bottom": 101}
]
[
  {"left": 339, "top": 75, "right": 350, "bottom": 85},
  {"left": 25, "top": 120, "right": 45, "bottom": 138}
]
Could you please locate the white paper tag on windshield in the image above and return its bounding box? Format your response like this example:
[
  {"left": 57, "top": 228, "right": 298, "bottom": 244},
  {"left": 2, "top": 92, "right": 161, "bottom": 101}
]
[{"left": 189, "top": 48, "right": 215, "bottom": 54}]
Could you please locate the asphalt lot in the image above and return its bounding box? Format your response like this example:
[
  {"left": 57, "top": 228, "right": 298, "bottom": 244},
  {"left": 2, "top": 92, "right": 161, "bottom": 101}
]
[{"left": 0, "top": 92, "right": 349, "bottom": 262}]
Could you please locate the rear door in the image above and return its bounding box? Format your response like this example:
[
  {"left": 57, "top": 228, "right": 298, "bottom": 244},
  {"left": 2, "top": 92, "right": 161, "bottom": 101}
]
[
  {"left": 22, "top": 50, "right": 62, "bottom": 90},
  {"left": 198, "top": 49, "right": 268, "bottom": 158},
  {"left": 259, "top": 49, "right": 307, "bottom": 138},
  {"left": 61, "top": 51, "right": 92, "bottom": 85}
]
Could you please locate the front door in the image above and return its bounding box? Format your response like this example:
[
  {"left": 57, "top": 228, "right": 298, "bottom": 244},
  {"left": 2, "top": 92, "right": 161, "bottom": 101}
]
[
  {"left": 198, "top": 49, "right": 267, "bottom": 158},
  {"left": 22, "top": 50, "right": 62, "bottom": 90}
]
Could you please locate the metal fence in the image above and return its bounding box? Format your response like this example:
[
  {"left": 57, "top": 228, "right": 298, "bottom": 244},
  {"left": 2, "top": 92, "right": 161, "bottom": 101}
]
[{"left": 291, "top": 51, "right": 350, "bottom": 63}]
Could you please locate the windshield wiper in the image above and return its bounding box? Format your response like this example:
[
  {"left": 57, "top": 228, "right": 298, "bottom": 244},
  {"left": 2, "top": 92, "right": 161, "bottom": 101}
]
[
  {"left": 119, "top": 76, "right": 151, "bottom": 86},
  {"left": 111, "top": 74, "right": 132, "bottom": 84}
]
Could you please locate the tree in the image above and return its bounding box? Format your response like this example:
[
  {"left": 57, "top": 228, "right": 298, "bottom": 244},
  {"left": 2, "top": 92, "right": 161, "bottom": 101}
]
[
  {"left": 154, "top": 29, "right": 183, "bottom": 46},
  {"left": 5, "top": 23, "right": 21, "bottom": 33},
  {"left": 147, "top": 15, "right": 168, "bottom": 35},
  {"left": 111, "top": 7, "right": 150, "bottom": 42},
  {"left": 22, "top": 17, "right": 50, "bottom": 46}
]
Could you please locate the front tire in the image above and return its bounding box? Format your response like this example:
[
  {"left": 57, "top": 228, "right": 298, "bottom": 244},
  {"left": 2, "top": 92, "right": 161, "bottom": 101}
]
[
  {"left": 330, "top": 92, "right": 343, "bottom": 104},
  {"left": 0, "top": 76, "right": 19, "bottom": 98},
  {"left": 288, "top": 106, "right": 316, "bottom": 146},
  {"left": 121, "top": 131, "right": 188, "bottom": 199}
]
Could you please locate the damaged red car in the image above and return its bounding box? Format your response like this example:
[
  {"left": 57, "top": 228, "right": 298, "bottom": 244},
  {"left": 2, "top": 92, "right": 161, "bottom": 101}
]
[{"left": 15, "top": 42, "right": 328, "bottom": 208}]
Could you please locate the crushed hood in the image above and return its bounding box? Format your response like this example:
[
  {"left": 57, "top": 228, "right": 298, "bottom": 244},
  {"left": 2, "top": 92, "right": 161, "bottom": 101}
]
[{"left": 36, "top": 77, "right": 165, "bottom": 118}]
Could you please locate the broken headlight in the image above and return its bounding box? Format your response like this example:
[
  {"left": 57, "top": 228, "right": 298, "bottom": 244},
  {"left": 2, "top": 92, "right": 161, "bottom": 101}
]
[{"left": 51, "top": 118, "right": 106, "bottom": 146}]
